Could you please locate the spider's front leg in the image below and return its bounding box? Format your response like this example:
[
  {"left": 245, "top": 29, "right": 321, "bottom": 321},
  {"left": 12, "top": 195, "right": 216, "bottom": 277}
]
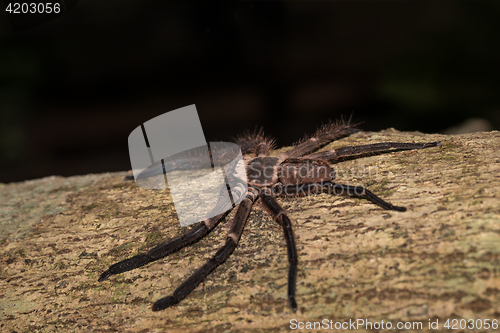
[
  {"left": 98, "top": 182, "right": 243, "bottom": 282},
  {"left": 98, "top": 210, "right": 231, "bottom": 282},
  {"left": 152, "top": 187, "right": 259, "bottom": 311},
  {"left": 260, "top": 190, "right": 298, "bottom": 312}
]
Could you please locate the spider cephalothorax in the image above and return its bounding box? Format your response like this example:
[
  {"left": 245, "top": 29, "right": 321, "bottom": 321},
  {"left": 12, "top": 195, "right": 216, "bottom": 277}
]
[{"left": 98, "top": 120, "right": 441, "bottom": 311}]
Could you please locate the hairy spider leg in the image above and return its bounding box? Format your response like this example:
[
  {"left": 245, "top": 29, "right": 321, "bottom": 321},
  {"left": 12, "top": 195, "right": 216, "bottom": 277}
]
[
  {"left": 303, "top": 141, "right": 442, "bottom": 162},
  {"left": 152, "top": 187, "right": 260, "bottom": 311},
  {"left": 234, "top": 128, "right": 276, "bottom": 156},
  {"left": 278, "top": 121, "right": 360, "bottom": 162},
  {"left": 279, "top": 182, "right": 406, "bottom": 211},
  {"left": 98, "top": 210, "right": 231, "bottom": 282},
  {"left": 260, "top": 191, "right": 298, "bottom": 312},
  {"left": 325, "top": 182, "right": 406, "bottom": 211}
]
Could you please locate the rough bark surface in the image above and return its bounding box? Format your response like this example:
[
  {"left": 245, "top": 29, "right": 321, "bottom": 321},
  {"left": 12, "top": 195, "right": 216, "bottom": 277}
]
[{"left": 1, "top": 129, "right": 499, "bottom": 333}]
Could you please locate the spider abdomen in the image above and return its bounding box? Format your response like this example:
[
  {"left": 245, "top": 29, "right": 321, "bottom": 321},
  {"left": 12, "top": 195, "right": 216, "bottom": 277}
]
[{"left": 279, "top": 159, "right": 333, "bottom": 185}]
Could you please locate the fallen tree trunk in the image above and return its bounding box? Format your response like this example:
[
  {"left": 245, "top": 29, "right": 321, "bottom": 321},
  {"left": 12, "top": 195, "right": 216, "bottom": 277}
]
[{"left": 1, "top": 129, "right": 499, "bottom": 332}]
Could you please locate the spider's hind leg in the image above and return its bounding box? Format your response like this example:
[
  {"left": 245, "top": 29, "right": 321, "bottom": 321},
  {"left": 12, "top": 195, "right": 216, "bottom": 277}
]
[
  {"left": 304, "top": 141, "right": 441, "bottom": 162},
  {"left": 281, "top": 182, "right": 406, "bottom": 212},
  {"left": 278, "top": 120, "right": 360, "bottom": 161},
  {"left": 324, "top": 182, "right": 407, "bottom": 211}
]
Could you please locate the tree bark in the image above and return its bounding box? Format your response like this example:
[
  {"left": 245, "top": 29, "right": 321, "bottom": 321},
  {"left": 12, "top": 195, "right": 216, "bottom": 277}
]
[{"left": 1, "top": 129, "right": 499, "bottom": 332}]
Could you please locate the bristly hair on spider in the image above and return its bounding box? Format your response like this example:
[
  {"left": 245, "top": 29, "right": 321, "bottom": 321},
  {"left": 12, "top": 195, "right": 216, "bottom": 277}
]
[
  {"left": 98, "top": 120, "right": 441, "bottom": 312},
  {"left": 234, "top": 126, "right": 277, "bottom": 156}
]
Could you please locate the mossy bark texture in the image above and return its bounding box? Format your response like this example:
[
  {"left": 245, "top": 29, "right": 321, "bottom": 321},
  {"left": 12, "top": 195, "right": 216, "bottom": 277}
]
[{"left": 1, "top": 129, "right": 499, "bottom": 332}]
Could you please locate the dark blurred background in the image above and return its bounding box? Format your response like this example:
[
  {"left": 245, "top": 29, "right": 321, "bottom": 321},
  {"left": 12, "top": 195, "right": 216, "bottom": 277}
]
[{"left": 1, "top": 1, "right": 499, "bottom": 183}]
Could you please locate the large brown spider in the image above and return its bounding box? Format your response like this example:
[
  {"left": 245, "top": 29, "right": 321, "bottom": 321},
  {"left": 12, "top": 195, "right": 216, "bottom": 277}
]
[{"left": 98, "top": 121, "right": 441, "bottom": 311}]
